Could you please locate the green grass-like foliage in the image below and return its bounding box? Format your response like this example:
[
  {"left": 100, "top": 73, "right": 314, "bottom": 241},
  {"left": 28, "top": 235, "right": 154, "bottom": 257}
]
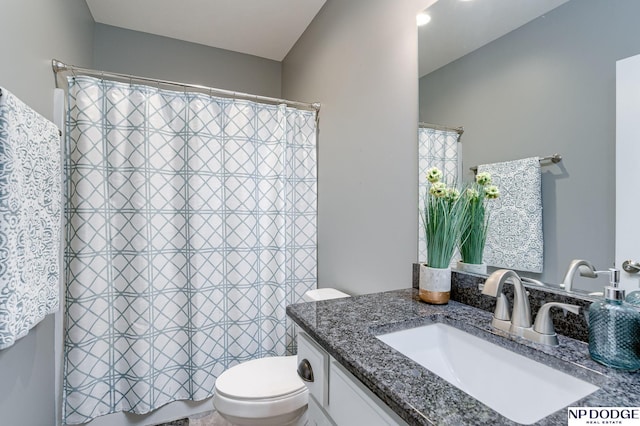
[
  {"left": 458, "top": 173, "right": 500, "bottom": 265},
  {"left": 459, "top": 187, "right": 488, "bottom": 265},
  {"left": 421, "top": 168, "right": 470, "bottom": 269}
]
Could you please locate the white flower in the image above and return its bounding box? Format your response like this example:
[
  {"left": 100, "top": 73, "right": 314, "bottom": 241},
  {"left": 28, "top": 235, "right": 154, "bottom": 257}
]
[
  {"left": 447, "top": 188, "right": 460, "bottom": 201},
  {"left": 466, "top": 188, "right": 479, "bottom": 201},
  {"left": 476, "top": 172, "right": 492, "bottom": 186},
  {"left": 426, "top": 167, "right": 443, "bottom": 183},
  {"left": 485, "top": 185, "right": 500, "bottom": 199},
  {"left": 429, "top": 181, "right": 448, "bottom": 197}
]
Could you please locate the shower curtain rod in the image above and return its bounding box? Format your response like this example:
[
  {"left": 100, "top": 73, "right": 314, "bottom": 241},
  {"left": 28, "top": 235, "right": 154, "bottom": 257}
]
[
  {"left": 419, "top": 121, "right": 464, "bottom": 135},
  {"left": 51, "top": 59, "right": 321, "bottom": 112}
]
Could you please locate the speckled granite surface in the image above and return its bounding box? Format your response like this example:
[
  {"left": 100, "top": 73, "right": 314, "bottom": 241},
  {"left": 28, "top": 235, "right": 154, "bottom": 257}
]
[
  {"left": 154, "top": 419, "right": 188, "bottom": 426},
  {"left": 286, "top": 288, "right": 640, "bottom": 426}
]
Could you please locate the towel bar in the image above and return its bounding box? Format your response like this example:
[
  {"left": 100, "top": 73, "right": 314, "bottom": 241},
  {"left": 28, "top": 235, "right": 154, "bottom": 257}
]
[{"left": 470, "top": 154, "right": 562, "bottom": 173}]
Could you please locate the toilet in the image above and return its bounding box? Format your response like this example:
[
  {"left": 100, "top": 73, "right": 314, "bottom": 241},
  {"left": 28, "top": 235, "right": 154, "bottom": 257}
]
[{"left": 213, "top": 288, "right": 350, "bottom": 426}]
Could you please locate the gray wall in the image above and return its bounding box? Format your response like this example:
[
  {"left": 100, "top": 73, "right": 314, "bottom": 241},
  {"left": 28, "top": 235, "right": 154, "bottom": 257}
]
[
  {"left": 419, "top": 0, "right": 640, "bottom": 287},
  {"left": 0, "top": 2, "right": 94, "bottom": 425},
  {"left": 93, "top": 24, "right": 282, "bottom": 98},
  {"left": 0, "top": 10, "right": 284, "bottom": 426},
  {"left": 282, "top": 0, "right": 430, "bottom": 295}
]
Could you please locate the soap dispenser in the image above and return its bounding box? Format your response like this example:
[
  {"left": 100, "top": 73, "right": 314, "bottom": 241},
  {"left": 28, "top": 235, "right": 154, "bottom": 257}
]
[
  {"left": 588, "top": 268, "right": 640, "bottom": 371},
  {"left": 623, "top": 260, "right": 640, "bottom": 306},
  {"left": 626, "top": 289, "right": 640, "bottom": 307}
]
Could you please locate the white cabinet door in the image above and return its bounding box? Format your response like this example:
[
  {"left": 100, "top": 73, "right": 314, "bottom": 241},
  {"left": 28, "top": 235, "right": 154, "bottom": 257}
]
[
  {"left": 298, "top": 332, "right": 329, "bottom": 406},
  {"left": 307, "top": 395, "right": 335, "bottom": 426},
  {"left": 328, "top": 360, "right": 408, "bottom": 426},
  {"left": 296, "top": 331, "right": 408, "bottom": 426},
  {"left": 616, "top": 53, "right": 640, "bottom": 292}
]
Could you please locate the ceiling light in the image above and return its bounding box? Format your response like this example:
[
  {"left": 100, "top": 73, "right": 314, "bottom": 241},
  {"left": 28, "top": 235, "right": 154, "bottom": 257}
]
[{"left": 417, "top": 12, "right": 431, "bottom": 26}]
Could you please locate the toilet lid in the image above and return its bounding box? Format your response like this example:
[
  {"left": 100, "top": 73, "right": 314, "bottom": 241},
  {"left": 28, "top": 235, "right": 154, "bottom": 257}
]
[{"left": 215, "top": 355, "right": 306, "bottom": 400}]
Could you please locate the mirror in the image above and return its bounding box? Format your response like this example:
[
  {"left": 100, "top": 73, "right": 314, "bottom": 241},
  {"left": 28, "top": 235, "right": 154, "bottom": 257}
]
[{"left": 418, "top": 0, "right": 640, "bottom": 294}]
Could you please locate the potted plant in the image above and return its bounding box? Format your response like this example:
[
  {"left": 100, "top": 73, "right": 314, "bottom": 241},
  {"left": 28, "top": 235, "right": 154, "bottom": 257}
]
[
  {"left": 457, "top": 172, "right": 500, "bottom": 274},
  {"left": 419, "top": 167, "right": 470, "bottom": 304}
]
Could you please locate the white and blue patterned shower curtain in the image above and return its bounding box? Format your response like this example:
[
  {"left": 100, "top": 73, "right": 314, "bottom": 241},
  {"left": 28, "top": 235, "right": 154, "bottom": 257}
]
[
  {"left": 62, "top": 76, "right": 317, "bottom": 423},
  {"left": 418, "top": 126, "right": 460, "bottom": 262}
]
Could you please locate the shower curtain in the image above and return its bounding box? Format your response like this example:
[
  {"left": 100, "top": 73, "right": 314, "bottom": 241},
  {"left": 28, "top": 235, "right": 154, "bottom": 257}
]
[
  {"left": 62, "top": 76, "right": 317, "bottom": 423},
  {"left": 418, "top": 126, "right": 460, "bottom": 262}
]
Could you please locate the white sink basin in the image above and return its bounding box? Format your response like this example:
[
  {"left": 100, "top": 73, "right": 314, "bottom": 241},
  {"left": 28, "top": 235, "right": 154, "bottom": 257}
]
[{"left": 377, "top": 323, "right": 599, "bottom": 425}]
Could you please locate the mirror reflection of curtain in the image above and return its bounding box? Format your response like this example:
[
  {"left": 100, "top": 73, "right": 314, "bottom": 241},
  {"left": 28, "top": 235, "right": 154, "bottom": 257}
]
[
  {"left": 62, "top": 76, "right": 317, "bottom": 423},
  {"left": 418, "top": 126, "right": 461, "bottom": 262}
]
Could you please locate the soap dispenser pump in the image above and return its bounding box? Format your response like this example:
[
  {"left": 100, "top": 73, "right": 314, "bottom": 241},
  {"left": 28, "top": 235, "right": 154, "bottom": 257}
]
[{"left": 588, "top": 268, "right": 640, "bottom": 371}]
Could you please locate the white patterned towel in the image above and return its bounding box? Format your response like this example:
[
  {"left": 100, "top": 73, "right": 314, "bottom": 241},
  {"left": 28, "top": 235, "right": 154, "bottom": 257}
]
[
  {"left": 478, "top": 157, "right": 543, "bottom": 273},
  {"left": 0, "top": 87, "right": 61, "bottom": 349}
]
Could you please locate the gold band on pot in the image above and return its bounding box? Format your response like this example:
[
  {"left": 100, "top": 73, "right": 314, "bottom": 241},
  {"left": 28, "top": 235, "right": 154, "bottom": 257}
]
[{"left": 419, "top": 289, "right": 450, "bottom": 305}]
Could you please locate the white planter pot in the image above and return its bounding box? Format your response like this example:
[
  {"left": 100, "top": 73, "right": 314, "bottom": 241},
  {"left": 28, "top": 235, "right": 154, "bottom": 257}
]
[
  {"left": 418, "top": 264, "right": 451, "bottom": 304},
  {"left": 456, "top": 261, "right": 487, "bottom": 275}
]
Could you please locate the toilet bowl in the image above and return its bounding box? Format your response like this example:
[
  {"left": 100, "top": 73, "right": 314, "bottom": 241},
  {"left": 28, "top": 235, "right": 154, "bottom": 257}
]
[{"left": 213, "top": 288, "right": 349, "bottom": 426}]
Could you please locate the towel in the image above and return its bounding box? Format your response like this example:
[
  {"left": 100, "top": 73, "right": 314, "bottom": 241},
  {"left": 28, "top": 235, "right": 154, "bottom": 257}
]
[
  {"left": 478, "top": 157, "right": 543, "bottom": 273},
  {"left": 0, "top": 87, "right": 61, "bottom": 349}
]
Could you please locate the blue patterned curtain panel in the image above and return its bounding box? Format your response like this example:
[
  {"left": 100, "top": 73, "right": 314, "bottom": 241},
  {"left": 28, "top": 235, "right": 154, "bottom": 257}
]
[
  {"left": 0, "top": 88, "right": 61, "bottom": 350},
  {"left": 63, "top": 76, "right": 317, "bottom": 423},
  {"left": 418, "top": 126, "right": 460, "bottom": 262}
]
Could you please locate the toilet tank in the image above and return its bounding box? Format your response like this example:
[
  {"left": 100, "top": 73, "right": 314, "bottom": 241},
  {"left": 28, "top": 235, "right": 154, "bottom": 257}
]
[{"left": 303, "top": 288, "right": 350, "bottom": 302}]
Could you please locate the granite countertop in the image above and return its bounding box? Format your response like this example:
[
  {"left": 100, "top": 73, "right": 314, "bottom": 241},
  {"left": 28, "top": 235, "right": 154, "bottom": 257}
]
[{"left": 286, "top": 288, "right": 640, "bottom": 426}]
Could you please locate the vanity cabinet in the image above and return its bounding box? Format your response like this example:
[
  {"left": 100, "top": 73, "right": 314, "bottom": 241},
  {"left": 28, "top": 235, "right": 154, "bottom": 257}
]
[{"left": 297, "top": 331, "right": 408, "bottom": 426}]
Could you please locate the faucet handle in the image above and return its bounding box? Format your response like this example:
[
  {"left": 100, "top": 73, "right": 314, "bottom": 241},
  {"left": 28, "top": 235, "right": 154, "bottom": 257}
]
[
  {"left": 533, "top": 302, "right": 581, "bottom": 335},
  {"left": 494, "top": 293, "right": 511, "bottom": 321},
  {"left": 578, "top": 265, "right": 598, "bottom": 278}
]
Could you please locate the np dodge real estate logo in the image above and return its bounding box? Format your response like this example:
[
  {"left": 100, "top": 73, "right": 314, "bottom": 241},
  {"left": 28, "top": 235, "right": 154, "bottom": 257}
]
[{"left": 568, "top": 407, "right": 640, "bottom": 425}]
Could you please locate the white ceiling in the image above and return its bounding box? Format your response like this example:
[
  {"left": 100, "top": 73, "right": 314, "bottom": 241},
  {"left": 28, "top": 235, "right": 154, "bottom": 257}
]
[
  {"left": 85, "top": 0, "right": 326, "bottom": 62},
  {"left": 419, "top": 0, "right": 570, "bottom": 77}
]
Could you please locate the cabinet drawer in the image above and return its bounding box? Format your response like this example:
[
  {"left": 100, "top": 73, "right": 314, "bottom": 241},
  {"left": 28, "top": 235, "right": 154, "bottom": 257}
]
[
  {"left": 297, "top": 331, "right": 329, "bottom": 406},
  {"left": 329, "top": 360, "right": 407, "bottom": 426}
]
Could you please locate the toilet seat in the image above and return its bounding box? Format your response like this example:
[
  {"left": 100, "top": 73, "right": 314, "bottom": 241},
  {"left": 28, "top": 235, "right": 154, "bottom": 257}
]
[{"left": 214, "top": 355, "right": 308, "bottom": 420}]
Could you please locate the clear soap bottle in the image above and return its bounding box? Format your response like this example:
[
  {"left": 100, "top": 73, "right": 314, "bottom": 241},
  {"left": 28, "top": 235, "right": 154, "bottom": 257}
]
[
  {"left": 625, "top": 288, "right": 640, "bottom": 307},
  {"left": 588, "top": 268, "right": 640, "bottom": 371}
]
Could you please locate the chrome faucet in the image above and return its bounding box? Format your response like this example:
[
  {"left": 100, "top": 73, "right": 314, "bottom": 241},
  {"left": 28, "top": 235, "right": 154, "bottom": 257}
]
[
  {"left": 481, "top": 269, "right": 532, "bottom": 336},
  {"left": 482, "top": 269, "right": 581, "bottom": 346},
  {"left": 530, "top": 302, "right": 581, "bottom": 346},
  {"left": 562, "top": 259, "right": 608, "bottom": 292}
]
